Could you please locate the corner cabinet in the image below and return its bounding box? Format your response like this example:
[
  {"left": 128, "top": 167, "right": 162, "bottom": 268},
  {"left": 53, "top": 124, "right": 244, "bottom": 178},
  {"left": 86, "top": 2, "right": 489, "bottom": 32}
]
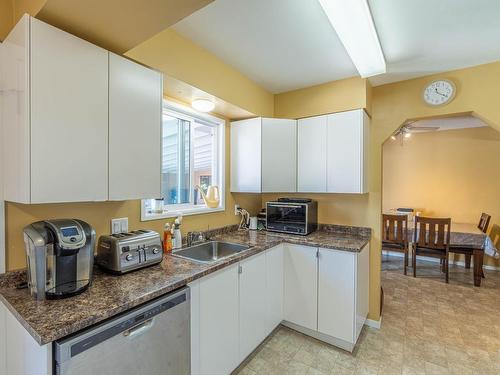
[
  {"left": 282, "top": 243, "right": 370, "bottom": 352},
  {"left": 297, "top": 109, "right": 370, "bottom": 194},
  {"left": 230, "top": 118, "right": 297, "bottom": 193},
  {"left": 0, "top": 15, "right": 162, "bottom": 203}
]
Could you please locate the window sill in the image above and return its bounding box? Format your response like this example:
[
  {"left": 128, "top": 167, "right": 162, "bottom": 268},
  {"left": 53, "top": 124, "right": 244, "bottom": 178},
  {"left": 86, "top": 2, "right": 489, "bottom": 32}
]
[{"left": 141, "top": 205, "right": 226, "bottom": 221}]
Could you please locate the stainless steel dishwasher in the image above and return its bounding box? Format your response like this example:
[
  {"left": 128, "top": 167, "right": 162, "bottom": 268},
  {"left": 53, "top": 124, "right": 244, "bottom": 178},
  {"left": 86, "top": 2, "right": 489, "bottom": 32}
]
[{"left": 54, "top": 287, "right": 190, "bottom": 375}]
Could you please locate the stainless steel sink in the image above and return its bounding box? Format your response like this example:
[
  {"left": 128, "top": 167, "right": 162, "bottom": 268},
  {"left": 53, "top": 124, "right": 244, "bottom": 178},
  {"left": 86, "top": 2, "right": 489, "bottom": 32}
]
[{"left": 172, "top": 241, "right": 249, "bottom": 264}]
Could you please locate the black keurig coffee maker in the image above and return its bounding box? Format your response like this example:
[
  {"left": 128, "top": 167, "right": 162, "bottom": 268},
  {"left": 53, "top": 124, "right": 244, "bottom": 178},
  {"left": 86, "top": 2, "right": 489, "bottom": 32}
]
[{"left": 23, "top": 219, "right": 95, "bottom": 300}]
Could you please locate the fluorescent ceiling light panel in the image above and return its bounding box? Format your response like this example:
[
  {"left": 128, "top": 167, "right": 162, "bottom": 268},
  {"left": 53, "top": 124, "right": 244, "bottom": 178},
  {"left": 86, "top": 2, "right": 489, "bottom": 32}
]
[{"left": 318, "top": 0, "right": 386, "bottom": 77}]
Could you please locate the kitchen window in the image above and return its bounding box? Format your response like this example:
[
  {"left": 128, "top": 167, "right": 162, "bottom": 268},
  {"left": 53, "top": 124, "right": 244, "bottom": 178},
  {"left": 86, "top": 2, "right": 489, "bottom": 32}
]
[{"left": 141, "top": 101, "right": 225, "bottom": 220}]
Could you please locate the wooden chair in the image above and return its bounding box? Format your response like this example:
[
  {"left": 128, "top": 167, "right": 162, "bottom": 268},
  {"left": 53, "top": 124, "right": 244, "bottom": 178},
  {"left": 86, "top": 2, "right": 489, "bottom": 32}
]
[
  {"left": 457, "top": 213, "right": 490, "bottom": 275},
  {"left": 413, "top": 216, "right": 451, "bottom": 283},
  {"left": 478, "top": 213, "right": 491, "bottom": 233},
  {"left": 382, "top": 214, "right": 409, "bottom": 275}
]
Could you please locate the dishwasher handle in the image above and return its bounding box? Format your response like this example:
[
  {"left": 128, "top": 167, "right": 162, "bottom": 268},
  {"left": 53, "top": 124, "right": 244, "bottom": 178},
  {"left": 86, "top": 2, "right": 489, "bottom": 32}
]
[{"left": 123, "top": 318, "right": 154, "bottom": 338}]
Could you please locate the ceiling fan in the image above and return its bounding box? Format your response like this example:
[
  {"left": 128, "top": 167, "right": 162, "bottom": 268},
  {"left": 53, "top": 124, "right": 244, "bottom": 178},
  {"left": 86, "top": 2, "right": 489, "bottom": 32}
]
[{"left": 390, "top": 120, "right": 439, "bottom": 145}]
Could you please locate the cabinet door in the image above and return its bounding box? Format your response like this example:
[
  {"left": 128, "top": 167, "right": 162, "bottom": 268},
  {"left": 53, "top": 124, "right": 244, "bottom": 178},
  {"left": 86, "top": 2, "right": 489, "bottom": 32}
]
[
  {"left": 230, "top": 118, "right": 261, "bottom": 192},
  {"left": 199, "top": 264, "right": 239, "bottom": 375},
  {"left": 239, "top": 252, "right": 268, "bottom": 361},
  {"left": 327, "top": 109, "right": 366, "bottom": 193},
  {"left": 297, "top": 115, "right": 327, "bottom": 192},
  {"left": 283, "top": 244, "right": 317, "bottom": 330},
  {"left": 30, "top": 18, "right": 108, "bottom": 203},
  {"left": 109, "top": 53, "right": 162, "bottom": 200},
  {"left": 318, "top": 248, "right": 355, "bottom": 344},
  {"left": 262, "top": 118, "right": 297, "bottom": 192},
  {"left": 1, "top": 15, "right": 30, "bottom": 203},
  {"left": 266, "top": 245, "right": 284, "bottom": 333},
  {"left": 355, "top": 244, "right": 369, "bottom": 341}
]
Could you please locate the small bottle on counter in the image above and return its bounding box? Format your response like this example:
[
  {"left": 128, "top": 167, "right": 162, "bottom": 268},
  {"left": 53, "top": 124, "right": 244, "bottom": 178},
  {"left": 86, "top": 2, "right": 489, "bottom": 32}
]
[
  {"left": 163, "top": 222, "right": 172, "bottom": 253},
  {"left": 172, "top": 217, "right": 183, "bottom": 249}
]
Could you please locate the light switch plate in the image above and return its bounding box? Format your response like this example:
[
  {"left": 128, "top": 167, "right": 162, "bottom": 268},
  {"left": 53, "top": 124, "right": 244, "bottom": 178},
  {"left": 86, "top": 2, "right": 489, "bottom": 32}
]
[{"left": 111, "top": 217, "right": 128, "bottom": 234}]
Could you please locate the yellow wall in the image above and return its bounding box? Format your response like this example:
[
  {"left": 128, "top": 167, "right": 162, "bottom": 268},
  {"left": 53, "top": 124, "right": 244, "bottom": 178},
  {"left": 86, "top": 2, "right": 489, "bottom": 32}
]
[
  {"left": 126, "top": 29, "right": 274, "bottom": 118},
  {"left": 265, "top": 61, "right": 500, "bottom": 321},
  {"left": 274, "top": 77, "right": 370, "bottom": 119},
  {"left": 5, "top": 121, "right": 262, "bottom": 270},
  {"left": 0, "top": 0, "right": 13, "bottom": 41},
  {"left": 383, "top": 126, "right": 500, "bottom": 267},
  {"left": 0, "top": 0, "right": 46, "bottom": 41}
]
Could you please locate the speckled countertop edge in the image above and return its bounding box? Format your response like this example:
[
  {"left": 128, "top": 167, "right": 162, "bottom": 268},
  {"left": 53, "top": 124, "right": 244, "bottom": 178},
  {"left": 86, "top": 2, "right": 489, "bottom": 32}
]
[{"left": 0, "top": 226, "right": 371, "bottom": 345}]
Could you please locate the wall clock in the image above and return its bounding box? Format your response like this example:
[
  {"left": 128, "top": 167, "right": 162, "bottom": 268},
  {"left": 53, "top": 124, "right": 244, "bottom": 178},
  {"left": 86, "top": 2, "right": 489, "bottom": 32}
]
[{"left": 422, "top": 79, "right": 456, "bottom": 106}]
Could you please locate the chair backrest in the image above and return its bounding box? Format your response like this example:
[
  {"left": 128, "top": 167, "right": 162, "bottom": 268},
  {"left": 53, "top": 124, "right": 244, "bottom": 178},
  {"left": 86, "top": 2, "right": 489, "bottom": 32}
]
[
  {"left": 382, "top": 214, "right": 408, "bottom": 245},
  {"left": 414, "top": 216, "right": 451, "bottom": 250},
  {"left": 478, "top": 213, "right": 491, "bottom": 233}
]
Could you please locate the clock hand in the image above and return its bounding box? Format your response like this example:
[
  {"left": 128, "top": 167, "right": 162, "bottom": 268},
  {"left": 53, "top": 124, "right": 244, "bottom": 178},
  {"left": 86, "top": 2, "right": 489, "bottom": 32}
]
[{"left": 434, "top": 88, "right": 447, "bottom": 97}]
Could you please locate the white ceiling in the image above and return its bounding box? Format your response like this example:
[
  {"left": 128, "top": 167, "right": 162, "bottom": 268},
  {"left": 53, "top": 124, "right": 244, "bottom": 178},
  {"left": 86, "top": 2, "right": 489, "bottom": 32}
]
[
  {"left": 172, "top": 0, "right": 357, "bottom": 93},
  {"left": 173, "top": 0, "right": 500, "bottom": 92},
  {"left": 409, "top": 116, "right": 487, "bottom": 132},
  {"left": 368, "top": 0, "right": 500, "bottom": 86}
]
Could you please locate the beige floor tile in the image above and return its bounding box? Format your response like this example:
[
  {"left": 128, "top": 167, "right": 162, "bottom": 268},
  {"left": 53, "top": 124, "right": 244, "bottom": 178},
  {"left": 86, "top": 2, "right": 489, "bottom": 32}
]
[{"left": 236, "top": 256, "right": 500, "bottom": 375}]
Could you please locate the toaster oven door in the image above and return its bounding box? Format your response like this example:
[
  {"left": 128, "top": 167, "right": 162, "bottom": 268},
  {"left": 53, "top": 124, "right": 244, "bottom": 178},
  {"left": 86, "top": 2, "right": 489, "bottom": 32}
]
[{"left": 266, "top": 203, "right": 307, "bottom": 234}]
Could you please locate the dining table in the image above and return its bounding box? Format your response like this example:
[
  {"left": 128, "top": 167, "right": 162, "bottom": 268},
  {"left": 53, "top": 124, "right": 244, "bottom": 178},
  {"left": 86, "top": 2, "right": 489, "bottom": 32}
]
[{"left": 407, "top": 221, "right": 498, "bottom": 286}]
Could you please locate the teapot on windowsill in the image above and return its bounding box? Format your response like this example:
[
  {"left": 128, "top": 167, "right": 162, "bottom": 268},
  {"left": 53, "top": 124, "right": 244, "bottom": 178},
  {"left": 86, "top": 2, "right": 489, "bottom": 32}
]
[{"left": 195, "top": 185, "right": 220, "bottom": 208}]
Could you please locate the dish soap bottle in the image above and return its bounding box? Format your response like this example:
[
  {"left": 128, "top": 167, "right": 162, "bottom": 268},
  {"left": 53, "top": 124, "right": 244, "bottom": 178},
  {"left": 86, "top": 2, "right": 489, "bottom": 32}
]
[
  {"left": 172, "top": 216, "right": 183, "bottom": 249},
  {"left": 163, "top": 222, "right": 172, "bottom": 253}
]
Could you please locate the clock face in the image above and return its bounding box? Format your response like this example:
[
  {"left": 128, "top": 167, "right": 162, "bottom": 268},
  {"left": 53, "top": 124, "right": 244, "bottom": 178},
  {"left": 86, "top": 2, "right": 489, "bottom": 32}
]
[{"left": 423, "top": 80, "right": 456, "bottom": 106}]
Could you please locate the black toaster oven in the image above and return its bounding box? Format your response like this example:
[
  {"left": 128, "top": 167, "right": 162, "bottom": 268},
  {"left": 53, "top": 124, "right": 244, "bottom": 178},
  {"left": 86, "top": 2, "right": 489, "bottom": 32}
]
[{"left": 266, "top": 198, "right": 318, "bottom": 235}]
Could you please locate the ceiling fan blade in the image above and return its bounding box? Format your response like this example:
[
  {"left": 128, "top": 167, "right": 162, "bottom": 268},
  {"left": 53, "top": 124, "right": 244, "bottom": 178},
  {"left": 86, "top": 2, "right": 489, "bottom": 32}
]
[{"left": 407, "top": 126, "right": 440, "bottom": 131}]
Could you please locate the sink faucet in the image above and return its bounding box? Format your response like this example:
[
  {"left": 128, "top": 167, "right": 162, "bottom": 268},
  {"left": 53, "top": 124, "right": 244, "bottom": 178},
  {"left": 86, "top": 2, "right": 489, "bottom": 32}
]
[{"left": 187, "top": 231, "right": 206, "bottom": 247}]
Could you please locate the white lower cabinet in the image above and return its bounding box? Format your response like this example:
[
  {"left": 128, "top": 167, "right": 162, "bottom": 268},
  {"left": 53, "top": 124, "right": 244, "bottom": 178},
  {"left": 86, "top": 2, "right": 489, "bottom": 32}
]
[
  {"left": 265, "top": 245, "right": 284, "bottom": 333},
  {"left": 317, "top": 244, "right": 370, "bottom": 351},
  {"left": 193, "top": 264, "right": 240, "bottom": 375},
  {"left": 239, "top": 252, "right": 268, "bottom": 361},
  {"left": 283, "top": 244, "right": 318, "bottom": 331},
  {"left": 191, "top": 242, "right": 370, "bottom": 373},
  {"left": 318, "top": 248, "right": 356, "bottom": 344},
  {"left": 0, "top": 301, "right": 52, "bottom": 375}
]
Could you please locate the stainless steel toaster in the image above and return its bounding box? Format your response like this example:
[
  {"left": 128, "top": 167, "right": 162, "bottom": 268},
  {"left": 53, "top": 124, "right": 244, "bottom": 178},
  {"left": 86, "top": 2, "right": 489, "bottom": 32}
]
[{"left": 96, "top": 230, "right": 162, "bottom": 274}]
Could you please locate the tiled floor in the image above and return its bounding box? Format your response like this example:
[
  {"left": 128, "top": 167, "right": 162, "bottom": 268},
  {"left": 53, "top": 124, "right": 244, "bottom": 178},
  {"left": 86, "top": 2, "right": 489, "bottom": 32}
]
[{"left": 235, "top": 255, "right": 500, "bottom": 374}]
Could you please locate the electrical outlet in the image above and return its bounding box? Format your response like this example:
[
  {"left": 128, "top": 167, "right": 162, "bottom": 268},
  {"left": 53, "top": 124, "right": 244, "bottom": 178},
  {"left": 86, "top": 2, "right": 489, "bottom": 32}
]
[
  {"left": 234, "top": 204, "right": 241, "bottom": 215},
  {"left": 111, "top": 217, "right": 128, "bottom": 234}
]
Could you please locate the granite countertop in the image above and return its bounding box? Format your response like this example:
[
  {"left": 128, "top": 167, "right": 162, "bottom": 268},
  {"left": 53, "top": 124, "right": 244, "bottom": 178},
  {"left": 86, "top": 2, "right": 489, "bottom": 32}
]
[{"left": 0, "top": 225, "right": 370, "bottom": 345}]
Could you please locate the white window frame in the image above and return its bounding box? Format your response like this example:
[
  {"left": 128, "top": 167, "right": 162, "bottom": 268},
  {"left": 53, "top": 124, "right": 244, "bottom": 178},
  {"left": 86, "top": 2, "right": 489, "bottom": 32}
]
[{"left": 141, "top": 100, "right": 226, "bottom": 221}]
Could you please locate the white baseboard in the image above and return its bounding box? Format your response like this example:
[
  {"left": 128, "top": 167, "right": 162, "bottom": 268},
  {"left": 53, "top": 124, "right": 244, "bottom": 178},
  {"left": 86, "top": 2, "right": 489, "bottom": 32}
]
[
  {"left": 383, "top": 251, "right": 500, "bottom": 271},
  {"left": 365, "top": 317, "right": 382, "bottom": 329}
]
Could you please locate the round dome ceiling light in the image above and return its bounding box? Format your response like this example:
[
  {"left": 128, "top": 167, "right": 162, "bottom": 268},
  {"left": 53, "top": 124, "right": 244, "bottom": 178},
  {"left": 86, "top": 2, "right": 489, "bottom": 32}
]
[{"left": 192, "top": 98, "right": 215, "bottom": 112}]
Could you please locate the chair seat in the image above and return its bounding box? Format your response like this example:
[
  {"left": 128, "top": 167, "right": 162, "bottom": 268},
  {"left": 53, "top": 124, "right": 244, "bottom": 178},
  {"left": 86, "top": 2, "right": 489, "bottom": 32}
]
[
  {"left": 382, "top": 241, "right": 406, "bottom": 252},
  {"left": 449, "top": 246, "right": 474, "bottom": 255},
  {"left": 414, "top": 246, "right": 446, "bottom": 259}
]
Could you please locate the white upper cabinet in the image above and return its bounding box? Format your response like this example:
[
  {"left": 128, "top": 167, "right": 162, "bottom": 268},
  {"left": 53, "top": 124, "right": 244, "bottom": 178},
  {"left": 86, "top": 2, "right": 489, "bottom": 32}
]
[
  {"left": 108, "top": 53, "right": 162, "bottom": 200},
  {"left": 327, "top": 109, "right": 369, "bottom": 193},
  {"left": 261, "top": 118, "right": 297, "bottom": 192},
  {"left": 1, "top": 16, "right": 162, "bottom": 203},
  {"left": 230, "top": 118, "right": 296, "bottom": 193},
  {"left": 297, "top": 115, "right": 327, "bottom": 192},
  {"left": 30, "top": 18, "right": 109, "bottom": 203},
  {"left": 230, "top": 118, "right": 261, "bottom": 193}
]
